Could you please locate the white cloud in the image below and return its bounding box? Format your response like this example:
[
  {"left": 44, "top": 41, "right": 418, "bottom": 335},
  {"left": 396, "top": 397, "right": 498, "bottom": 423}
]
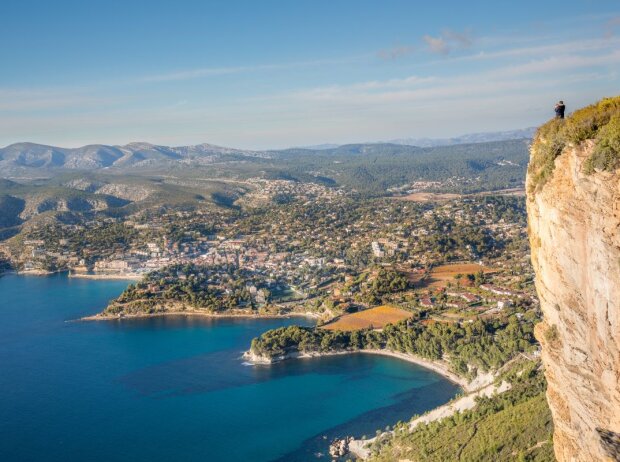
[
  {"left": 423, "top": 28, "right": 473, "bottom": 55},
  {"left": 377, "top": 44, "right": 416, "bottom": 60},
  {"left": 423, "top": 35, "right": 449, "bottom": 55}
]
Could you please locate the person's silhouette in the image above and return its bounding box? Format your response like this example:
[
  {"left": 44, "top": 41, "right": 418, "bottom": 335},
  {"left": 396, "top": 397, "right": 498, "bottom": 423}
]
[{"left": 555, "top": 100, "right": 566, "bottom": 119}]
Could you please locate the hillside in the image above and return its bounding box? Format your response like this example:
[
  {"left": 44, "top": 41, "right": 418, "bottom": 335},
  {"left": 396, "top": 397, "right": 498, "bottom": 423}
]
[
  {"left": 0, "top": 174, "right": 248, "bottom": 240},
  {"left": 365, "top": 360, "right": 553, "bottom": 462},
  {"left": 1, "top": 139, "right": 529, "bottom": 196},
  {"left": 527, "top": 96, "right": 620, "bottom": 461}
]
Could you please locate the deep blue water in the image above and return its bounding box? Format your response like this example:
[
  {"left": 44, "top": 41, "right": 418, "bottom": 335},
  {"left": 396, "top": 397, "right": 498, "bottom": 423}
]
[{"left": 0, "top": 274, "right": 460, "bottom": 462}]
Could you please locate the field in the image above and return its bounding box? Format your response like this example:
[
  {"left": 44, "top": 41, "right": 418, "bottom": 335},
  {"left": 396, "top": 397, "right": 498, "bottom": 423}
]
[
  {"left": 394, "top": 188, "right": 525, "bottom": 203},
  {"left": 404, "top": 263, "right": 496, "bottom": 289},
  {"left": 321, "top": 305, "right": 412, "bottom": 331},
  {"left": 394, "top": 192, "right": 462, "bottom": 202}
]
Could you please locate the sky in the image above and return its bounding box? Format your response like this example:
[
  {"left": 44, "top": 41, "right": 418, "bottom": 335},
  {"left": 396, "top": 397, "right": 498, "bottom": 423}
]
[{"left": 1, "top": 0, "right": 619, "bottom": 149}]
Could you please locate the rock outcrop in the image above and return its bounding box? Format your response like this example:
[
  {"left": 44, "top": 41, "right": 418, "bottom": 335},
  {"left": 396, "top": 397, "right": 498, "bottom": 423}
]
[{"left": 527, "top": 97, "right": 620, "bottom": 461}]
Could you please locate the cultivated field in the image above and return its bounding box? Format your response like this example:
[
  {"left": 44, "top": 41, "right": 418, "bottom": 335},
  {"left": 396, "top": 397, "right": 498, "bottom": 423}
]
[
  {"left": 321, "top": 305, "right": 412, "bottom": 331},
  {"left": 394, "top": 188, "right": 525, "bottom": 203},
  {"left": 395, "top": 192, "right": 462, "bottom": 202},
  {"left": 405, "top": 263, "right": 496, "bottom": 289}
]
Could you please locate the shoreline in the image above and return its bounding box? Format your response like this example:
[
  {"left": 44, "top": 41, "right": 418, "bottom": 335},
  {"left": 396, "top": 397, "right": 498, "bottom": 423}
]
[
  {"left": 6, "top": 270, "right": 140, "bottom": 281},
  {"left": 244, "top": 348, "right": 472, "bottom": 391},
  {"left": 68, "top": 273, "right": 143, "bottom": 281},
  {"left": 16, "top": 269, "right": 68, "bottom": 276},
  {"left": 81, "top": 310, "right": 321, "bottom": 322}
]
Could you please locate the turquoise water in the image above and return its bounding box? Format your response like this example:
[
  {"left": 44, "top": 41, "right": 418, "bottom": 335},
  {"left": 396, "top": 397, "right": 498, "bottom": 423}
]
[{"left": 0, "top": 274, "right": 460, "bottom": 461}]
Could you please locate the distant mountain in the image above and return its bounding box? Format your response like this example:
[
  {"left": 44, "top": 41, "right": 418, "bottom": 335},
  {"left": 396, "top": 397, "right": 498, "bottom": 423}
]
[
  {"left": 0, "top": 138, "right": 530, "bottom": 236},
  {"left": 285, "top": 128, "right": 536, "bottom": 150},
  {"left": 294, "top": 143, "right": 341, "bottom": 150},
  {"left": 385, "top": 128, "right": 536, "bottom": 147},
  {"left": 0, "top": 128, "right": 536, "bottom": 177},
  {"left": 0, "top": 141, "right": 267, "bottom": 176},
  {"left": 0, "top": 138, "right": 530, "bottom": 198}
]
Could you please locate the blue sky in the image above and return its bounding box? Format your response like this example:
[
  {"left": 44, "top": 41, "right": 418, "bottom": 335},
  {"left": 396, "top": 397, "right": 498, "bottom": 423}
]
[{"left": 1, "top": 0, "right": 619, "bottom": 149}]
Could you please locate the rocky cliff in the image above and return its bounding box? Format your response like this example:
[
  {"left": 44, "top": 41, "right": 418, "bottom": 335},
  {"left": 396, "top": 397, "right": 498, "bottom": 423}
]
[{"left": 527, "top": 97, "right": 620, "bottom": 461}]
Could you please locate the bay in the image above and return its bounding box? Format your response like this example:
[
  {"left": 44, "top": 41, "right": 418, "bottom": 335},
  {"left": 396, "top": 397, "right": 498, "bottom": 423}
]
[{"left": 0, "top": 274, "right": 460, "bottom": 461}]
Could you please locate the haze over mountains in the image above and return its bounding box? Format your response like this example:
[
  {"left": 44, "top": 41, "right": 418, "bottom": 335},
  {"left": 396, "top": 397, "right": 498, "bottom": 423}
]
[
  {"left": 385, "top": 127, "right": 536, "bottom": 148},
  {"left": 0, "top": 141, "right": 266, "bottom": 174},
  {"left": 0, "top": 128, "right": 535, "bottom": 176}
]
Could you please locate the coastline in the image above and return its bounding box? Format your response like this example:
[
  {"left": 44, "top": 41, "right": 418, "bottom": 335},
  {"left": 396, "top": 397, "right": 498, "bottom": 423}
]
[
  {"left": 17, "top": 269, "right": 67, "bottom": 276},
  {"left": 244, "top": 348, "right": 472, "bottom": 391},
  {"left": 68, "top": 272, "right": 143, "bottom": 281},
  {"left": 347, "top": 377, "right": 510, "bottom": 460},
  {"left": 81, "top": 310, "right": 321, "bottom": 322}
]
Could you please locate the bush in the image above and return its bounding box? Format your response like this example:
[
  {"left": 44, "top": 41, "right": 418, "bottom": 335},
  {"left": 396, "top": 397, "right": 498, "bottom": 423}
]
[
  {"left": 528, "top": 96, "right": 620, "bottom": 192},
  {"left": 584, "top": 115, "right": 620, "bottom": 173},
  {"left": 544, "top": 324, "right": 559, "bottom": 345}
]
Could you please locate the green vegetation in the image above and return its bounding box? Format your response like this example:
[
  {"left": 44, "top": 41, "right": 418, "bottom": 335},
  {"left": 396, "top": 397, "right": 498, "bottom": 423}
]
[
  {"left": 366, "top": 360, "right": 554, "bottom": 462},
  {"left": 529, "top": 96, "right": 620, "bottom": 192},
  {"left": 363, "top": 268, "right": 409, "bottom": 304},
  {"left": 272, "top": 140, "right": 528, "bottom": 195},
  {"left": 544, "top": 324, "right": 560, "bottom": 345},
  {"left": 250, "top": 315, "right": 538, "bottom": 378},
  {"left": 584, "top": 114, "right": 620, "bottom": 173},
  {"left": 103, "top": 263, "right": 256, "bottom": 315}
]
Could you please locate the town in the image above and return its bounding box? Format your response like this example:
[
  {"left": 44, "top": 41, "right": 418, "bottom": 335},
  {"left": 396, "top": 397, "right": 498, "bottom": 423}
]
[{"left": 0, "top": 178, "right": 537, "bottom": 327}]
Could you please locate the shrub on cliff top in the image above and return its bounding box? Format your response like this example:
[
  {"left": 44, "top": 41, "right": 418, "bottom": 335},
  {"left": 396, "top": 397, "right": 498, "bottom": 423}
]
[
  {"left": 528, "top": 95, "right": 620, "bottom": 192},
  {"left": 584, "top": 115, "right": 620, "bottom": 173}
]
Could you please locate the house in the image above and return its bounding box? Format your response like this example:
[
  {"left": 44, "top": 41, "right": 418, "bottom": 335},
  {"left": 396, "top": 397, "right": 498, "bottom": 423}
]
[
  {"left": 480, "top": 284, "right": 517, "bottom": 297},
  {"left": 420, "top": 297, "right": 434, "bottom": 308}
]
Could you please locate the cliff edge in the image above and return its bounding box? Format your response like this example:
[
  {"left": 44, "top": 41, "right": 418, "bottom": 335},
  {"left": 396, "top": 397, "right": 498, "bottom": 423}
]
[{"left": 527, "top": 96, "right": 620, "bottom": 461}]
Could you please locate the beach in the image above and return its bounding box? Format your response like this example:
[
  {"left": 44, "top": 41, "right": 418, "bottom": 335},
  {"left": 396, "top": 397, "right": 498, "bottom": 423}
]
[{"left": 243, "top": 348, "right": 473, "bottom": 391}]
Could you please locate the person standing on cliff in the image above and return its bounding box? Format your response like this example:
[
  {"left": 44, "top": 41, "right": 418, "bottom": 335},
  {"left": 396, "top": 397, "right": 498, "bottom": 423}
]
[{"left": 555, "top": 100, "right": 566, "bottom": 119}]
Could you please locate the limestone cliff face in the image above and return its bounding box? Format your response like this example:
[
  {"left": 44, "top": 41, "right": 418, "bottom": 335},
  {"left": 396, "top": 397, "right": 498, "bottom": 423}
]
[{"left": 527, "top": 136, "right": 620, "bottom": 460}]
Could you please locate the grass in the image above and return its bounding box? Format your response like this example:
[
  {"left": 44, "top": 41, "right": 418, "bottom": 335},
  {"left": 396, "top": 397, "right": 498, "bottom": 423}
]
[
  {"left": 320, "top": 305, "right": 412, "bottom": 331},
  {"left": 528, "top": 95, "right": 620, "bottom": 193}
]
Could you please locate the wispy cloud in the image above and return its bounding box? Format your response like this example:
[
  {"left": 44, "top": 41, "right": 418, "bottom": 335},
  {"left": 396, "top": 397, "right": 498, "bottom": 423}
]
[
  {"left": 2, "top": 18, "right": 620, "bottom": 149},
  {"left": 135, "top": 56, "right": 368, "bottom": 83},
  {"left": 448, "top": 37, "right": 620, "bottom": 63},
  {"left": 604, "top": 16, "right": 620, "bottom": 38},
  {"left": 423, "top": 35, "right": 449, "bottom": 55},
  {"left": 270, "top": 45, "right": 620, "bottom": 108},
  {"left": 138, "top": 66, "right": 248, "bottom": 83},
  {"left": 442, "top": 28, "right": 473, "bottom": 48},
  {"left": 377, "top": 44, "right": 416, "bottom": 61},
  {"left": 423, "top": 28, "right": 473, "bottom": 55}
]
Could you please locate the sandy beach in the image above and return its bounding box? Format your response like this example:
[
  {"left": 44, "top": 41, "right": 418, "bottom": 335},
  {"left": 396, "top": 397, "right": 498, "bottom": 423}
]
[{"left": 244, "top": 348, "right": 471, "bottom": 390}]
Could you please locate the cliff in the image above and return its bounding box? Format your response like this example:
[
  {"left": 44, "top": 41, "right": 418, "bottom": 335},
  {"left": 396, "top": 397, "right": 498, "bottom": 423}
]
[{"left": 527, "top": 96, "right": 620, "bottom": 461}]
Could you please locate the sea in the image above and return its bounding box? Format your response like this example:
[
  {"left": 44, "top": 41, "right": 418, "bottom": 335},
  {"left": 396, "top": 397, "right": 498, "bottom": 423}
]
[{"left": 0, "top": 273, "right": 460, "bottom": 461}]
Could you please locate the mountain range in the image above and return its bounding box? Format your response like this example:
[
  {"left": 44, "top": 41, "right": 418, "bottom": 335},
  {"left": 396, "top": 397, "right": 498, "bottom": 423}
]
[
  {"left": 384, "top": 127, "right": 536, "bottom": 147},
  {"left": 0, "top": 128, "right": 535, "bottom": 176}
]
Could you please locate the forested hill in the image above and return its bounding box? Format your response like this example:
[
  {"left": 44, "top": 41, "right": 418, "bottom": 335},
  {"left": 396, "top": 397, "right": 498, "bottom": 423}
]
[
  {"left": 268, "top": 139, "right": 529, "bottom": 194},
  {"left": 1, "top": 139, "right": 529, "bottom": 195}
]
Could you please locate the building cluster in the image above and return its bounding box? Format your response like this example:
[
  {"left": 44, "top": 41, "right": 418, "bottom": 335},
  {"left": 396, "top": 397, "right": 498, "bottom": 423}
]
[{"left": 1, "top": 179, "right": 536, "bottom": 322}]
